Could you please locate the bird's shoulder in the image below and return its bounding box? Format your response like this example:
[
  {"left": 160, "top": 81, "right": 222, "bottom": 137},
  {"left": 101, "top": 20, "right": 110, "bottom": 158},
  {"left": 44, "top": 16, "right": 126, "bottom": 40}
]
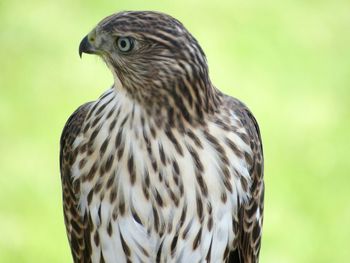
[
  {"left": 221, "top": 94, "right": 262, "bottom": 149},
  {"left": 60, "top": 101, "right": 94, "bottom": 262},
  {"left": 219, "top": 93, "right": 264, "bottom": 263},
  {"left": 60, "top": 101, "right": 93, "bottom": 170}
]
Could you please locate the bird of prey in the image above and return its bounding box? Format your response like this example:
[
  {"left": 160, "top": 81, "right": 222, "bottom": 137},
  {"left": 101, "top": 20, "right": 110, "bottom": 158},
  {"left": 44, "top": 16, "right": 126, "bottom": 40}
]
[{"left": 60, "top": 11, "right": 264, "bottom": 263}]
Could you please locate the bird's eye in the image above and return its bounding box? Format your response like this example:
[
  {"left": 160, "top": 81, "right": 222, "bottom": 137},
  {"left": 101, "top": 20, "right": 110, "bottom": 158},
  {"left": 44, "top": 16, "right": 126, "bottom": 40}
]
[{"left": 116, "top": 37, "right": 134, "bottom": 53}]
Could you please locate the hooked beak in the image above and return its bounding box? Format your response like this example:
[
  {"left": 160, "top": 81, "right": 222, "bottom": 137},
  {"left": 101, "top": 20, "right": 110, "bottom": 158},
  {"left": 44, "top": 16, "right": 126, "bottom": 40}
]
[{"left": 79, "top": 35, "right": 97, "bottom": 58}]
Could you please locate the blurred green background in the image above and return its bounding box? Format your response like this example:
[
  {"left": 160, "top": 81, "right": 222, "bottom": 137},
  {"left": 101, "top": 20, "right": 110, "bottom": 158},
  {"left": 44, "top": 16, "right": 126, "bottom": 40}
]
[{"left": 1, "top": 0, "right": 349, "bottom": 262}]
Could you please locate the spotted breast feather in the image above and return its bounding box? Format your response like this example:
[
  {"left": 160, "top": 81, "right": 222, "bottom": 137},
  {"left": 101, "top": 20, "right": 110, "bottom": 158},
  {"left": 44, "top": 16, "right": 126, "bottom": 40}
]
[{"left": 60, "top": 88, "right": 264, "bottom": 263}]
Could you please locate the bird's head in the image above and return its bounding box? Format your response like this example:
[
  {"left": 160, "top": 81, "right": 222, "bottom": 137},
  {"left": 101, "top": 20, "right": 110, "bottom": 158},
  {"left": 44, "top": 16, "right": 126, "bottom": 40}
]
[{"left": 79, "top": 11, "right": 219, "bottom": 126}]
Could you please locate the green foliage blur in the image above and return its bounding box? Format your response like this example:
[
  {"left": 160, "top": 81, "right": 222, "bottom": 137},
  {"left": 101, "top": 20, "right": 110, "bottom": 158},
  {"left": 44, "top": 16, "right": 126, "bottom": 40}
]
[{"left": 1, "top": 0, "right": 349, "bottom": 262}]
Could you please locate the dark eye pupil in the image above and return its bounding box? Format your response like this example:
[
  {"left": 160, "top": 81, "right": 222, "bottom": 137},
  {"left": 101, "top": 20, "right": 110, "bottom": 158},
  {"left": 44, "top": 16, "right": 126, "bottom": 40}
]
[{"left": 120, "top": 40, "right": 127, "bottom": 48}]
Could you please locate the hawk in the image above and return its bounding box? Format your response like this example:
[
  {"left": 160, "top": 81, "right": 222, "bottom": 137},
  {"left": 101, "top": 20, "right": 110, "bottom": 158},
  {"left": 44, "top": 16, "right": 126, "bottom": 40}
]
[{"left": 60, "top": 11, "right": 264, "bottom": 263}]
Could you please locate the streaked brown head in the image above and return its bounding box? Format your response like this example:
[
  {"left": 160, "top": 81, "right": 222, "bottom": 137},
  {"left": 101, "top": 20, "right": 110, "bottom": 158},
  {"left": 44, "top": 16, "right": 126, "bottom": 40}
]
[{"left": 79, "top": 11, "right": 219, "bottom": 125}]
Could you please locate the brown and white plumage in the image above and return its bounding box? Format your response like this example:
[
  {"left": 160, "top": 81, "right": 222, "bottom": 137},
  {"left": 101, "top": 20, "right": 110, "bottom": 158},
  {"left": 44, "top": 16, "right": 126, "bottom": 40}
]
[{"left": 60, "top": 11, "right": 264, "bottom": 263}]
